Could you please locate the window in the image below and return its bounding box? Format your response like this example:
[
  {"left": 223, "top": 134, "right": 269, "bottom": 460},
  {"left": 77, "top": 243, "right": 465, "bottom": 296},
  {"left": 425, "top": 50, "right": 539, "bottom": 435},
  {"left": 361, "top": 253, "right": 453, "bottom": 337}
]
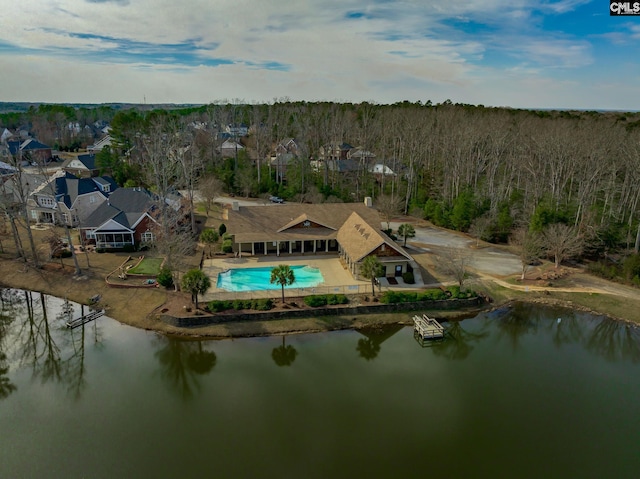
[
  {"left": 61, "top": 213, "right": 69, "bottom": 224},
  {"left": 30, "top": 210, "right": 37, "bottom": 220},
  {"left": 39, "top": 197, "right": 55, "bottom": 208},
  {"left": 86, "top": 231, "right": 96, "bottom": 239},
  {"left": 102, "top": 184, "right": 110, "bottom": 193},
  {"left": 142, "top": 231, "right": 155, "bottom": 242},
  {"left": 89, "top": 195, "right": 96, "bottom": 204}
]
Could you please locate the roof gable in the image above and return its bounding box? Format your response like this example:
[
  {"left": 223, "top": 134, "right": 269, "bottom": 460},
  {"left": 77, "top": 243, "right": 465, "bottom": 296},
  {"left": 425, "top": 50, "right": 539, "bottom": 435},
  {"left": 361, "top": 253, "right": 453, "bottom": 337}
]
[
  {"left": 336, "top": 212, "right": 411, "bottom": 263},
  {"left": 277, "top": 213, "right": 337, "bottom": 233}
]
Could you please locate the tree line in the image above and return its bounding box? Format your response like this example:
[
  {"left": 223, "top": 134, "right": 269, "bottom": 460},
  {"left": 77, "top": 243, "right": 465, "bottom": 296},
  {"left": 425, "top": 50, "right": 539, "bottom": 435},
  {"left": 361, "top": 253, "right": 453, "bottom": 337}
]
[{"left": 4, "top": 100, "right": 640, "bottom": 273}]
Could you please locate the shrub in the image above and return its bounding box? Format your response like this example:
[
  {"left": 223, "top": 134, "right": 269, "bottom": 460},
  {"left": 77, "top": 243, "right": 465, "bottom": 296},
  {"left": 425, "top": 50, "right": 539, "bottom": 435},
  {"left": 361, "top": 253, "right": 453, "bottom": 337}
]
[
  {"left": 304, "top": 295, "right": 327, "bottom": 307},
  {"left": 326, "top": 294, "right": 339, "bottom": 305},
  {"left": 380, "top": 291, "right": 402, "bottom": 303},
  {"left": 587, "top": 261, "right": 618, "bottom": 280},
  {"left": 157, "top": 267, "right": 174, "bottom": 288},
  {"left": 447, "top": 285, "right": 460, "bottom": 297},
  {"left": 122, "top": 244, "right": 136, "bottom": 253},
  {"left": 253, "top": 298, "right": 274, "bottom": 311},
  {"left": 232, "top": 299, "right": 254, "bottom": 310},
  {"left": 96, "top": 248, "right": 106, "bottom": 254},
  {"left": 417, "top": 289, "right": 447, "bottom": 301},
  {"left": 402, "top": 271, "right": 415, "bottom": 284},
  {"left": 222, "top": 239, "right": 233, "bottom": 253}
]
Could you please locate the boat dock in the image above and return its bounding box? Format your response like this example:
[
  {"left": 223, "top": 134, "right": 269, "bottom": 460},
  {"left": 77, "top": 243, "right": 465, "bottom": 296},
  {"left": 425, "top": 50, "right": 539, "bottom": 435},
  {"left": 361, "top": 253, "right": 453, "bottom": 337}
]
[
  {"left": 413, "top": 314, "right": 445, "bottom": 340},
  {"left": 66, "top": 309, "right": 105, "bottom": 329}
]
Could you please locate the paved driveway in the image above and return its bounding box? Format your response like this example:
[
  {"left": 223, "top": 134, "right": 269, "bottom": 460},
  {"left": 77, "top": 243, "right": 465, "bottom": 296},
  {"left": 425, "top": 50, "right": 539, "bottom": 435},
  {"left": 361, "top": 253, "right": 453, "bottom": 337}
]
[{"left": 389, "top": 221, "right": 522, "bottom": 277}]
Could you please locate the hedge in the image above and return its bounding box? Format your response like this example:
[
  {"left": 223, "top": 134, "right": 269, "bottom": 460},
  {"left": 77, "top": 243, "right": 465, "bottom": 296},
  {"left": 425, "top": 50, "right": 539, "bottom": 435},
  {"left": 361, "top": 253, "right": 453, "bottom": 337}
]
[
  {"left": 379, "top": 288, "right": 475, "bottom": 304},
  {"left": 206, "top": 298, "right": 273, "bottom": 312},
  {"left": 303, "top": 294, "right": 349, "bottom": 307}
]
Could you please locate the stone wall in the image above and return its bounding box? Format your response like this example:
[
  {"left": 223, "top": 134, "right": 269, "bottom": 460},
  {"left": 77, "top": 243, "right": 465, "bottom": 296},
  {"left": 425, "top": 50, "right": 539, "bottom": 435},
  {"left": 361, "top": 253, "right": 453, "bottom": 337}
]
[{"left": 158, "top": 297, "right": 485, "bottom": 328}]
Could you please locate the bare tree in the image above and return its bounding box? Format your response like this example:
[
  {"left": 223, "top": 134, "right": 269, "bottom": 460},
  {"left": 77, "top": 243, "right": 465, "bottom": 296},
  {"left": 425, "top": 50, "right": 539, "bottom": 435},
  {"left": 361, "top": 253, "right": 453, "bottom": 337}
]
[
  {"left": 197, "top": 175, "right": 224, "bottom": 217},
  {"left": 437, "top": 247, "right": 471, "bottom": 290},
  {"left": 376, "top": 194, "right": 403, "bottom": 231},
  {"left": 542, "top": 223, "right": 584, "bottom": 269},
  {"left": 510, "top": 227, "right": 543, "bottom": 280},
  {"left": 468, "top": 214, "right": 493, "bottom": 247}
]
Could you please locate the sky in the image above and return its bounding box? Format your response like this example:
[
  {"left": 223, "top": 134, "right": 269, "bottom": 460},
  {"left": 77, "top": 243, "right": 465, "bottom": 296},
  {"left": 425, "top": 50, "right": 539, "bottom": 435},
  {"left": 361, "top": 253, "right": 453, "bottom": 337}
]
[{"left": 0, "top": 0, "right": 638, "bottom": 109}]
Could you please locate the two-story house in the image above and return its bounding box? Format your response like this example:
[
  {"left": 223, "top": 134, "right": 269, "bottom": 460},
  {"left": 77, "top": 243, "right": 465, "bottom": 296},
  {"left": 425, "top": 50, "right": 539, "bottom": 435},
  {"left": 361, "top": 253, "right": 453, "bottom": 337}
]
[
  {"left": 80, "top": 187, "right": 159, "bottom": 249},
  {"left": 28, "top": 170, "right": 117, "bottom": 225}
]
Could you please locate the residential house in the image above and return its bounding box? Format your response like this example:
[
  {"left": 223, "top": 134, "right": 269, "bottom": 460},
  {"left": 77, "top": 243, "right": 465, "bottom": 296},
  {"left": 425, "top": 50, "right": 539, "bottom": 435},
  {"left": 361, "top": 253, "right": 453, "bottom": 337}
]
[
  {"left": 80, "top": 188, "right": 158, "bottom": 249},
  {"left": 225, "top": 124, "right": 249, "bottom": 137},
  {"left": 62, "top": 153, "right": 102, "bottom": 177},
  {"left": 28, "top": 170, "right": 117, "bottom": 225},
  {"left": 87, "top": 134, "right": 113, "bottom": 154},
  {"left": 369, "top": 163, "right": 396, "bottom": 177},
  {"left": 7, "top": 138, "right": 53, "bottom": 164},
  {"left": 219, "top": 139, "right": 244, "bottom": 158},
  {"left": 224, "top": 199, "right": 415, "bottom": 280}
]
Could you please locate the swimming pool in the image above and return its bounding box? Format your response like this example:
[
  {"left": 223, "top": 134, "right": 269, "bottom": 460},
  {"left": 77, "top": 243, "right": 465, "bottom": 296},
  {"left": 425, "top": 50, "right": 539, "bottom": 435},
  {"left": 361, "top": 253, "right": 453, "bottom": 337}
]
[{"left": 217, "top": 265, "right": 325, "bottom": 292}]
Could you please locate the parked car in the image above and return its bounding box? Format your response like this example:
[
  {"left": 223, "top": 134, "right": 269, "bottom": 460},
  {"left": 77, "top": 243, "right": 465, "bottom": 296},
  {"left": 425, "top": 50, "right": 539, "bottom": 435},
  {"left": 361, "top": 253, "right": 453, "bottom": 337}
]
[{"left": 269, "top": 196, "right": 285, "bottom": 203}]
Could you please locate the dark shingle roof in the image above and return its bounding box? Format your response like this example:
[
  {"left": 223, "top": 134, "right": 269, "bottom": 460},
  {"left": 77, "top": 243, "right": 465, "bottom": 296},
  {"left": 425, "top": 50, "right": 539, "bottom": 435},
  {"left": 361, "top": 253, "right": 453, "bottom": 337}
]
[
  {"left": 75, "top": 154, "right": 97, "bottom": 170},
  {"left": 83, "top": 188, "right": 154, "bottom": 230}
]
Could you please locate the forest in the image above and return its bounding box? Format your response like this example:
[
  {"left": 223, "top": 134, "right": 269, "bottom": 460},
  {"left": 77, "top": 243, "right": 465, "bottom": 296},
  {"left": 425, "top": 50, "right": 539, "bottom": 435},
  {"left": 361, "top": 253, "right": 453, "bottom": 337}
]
[{"left": 3, "top": 100, "right": 640, "bottom": 281}]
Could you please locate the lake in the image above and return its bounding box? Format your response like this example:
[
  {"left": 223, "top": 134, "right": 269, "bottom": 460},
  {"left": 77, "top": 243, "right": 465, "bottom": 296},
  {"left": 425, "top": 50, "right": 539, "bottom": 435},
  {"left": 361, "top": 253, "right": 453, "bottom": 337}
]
[{"left": 1, "top": 289, "right": 639, "bottom": 478}]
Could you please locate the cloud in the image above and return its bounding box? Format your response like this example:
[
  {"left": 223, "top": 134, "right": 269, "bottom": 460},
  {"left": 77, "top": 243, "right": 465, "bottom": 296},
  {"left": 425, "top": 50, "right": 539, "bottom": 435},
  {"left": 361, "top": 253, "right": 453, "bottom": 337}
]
[{"left": 0, "top": 0, "right": 630, "bottom": 109}]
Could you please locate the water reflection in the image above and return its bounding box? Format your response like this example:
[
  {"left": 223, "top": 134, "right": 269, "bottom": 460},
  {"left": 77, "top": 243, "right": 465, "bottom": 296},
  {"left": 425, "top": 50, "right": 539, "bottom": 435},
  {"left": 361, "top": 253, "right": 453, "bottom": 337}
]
[
  {"left": 154, "top": 337, "right": 217, "bottom": 400},
  {"left": 0, "top": 289, "right": 23, "bottom": 399},
  {"left": 272, "top": 335, "right": 298, "bottom": 366},
  {"left": 587, "top": 317, "right": 640, "bottom": 363},
  {"left": 431, "top": 320, "right": 489, "bottom": 360},
  {"left": 356, "top": 325, "right": 403, "bottom": 361}
]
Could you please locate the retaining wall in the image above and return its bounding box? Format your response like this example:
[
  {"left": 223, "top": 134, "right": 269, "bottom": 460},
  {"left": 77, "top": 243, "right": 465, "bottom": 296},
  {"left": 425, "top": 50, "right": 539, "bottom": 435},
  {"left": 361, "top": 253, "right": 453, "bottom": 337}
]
[{"left": 158, "top": 297, "right": 485, "bottom": 328}]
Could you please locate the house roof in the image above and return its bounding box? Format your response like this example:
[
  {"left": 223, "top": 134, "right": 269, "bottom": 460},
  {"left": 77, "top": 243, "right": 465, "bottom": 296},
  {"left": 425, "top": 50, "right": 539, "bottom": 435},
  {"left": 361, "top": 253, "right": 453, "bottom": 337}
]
[
  {"left": 227, "top": 202, "right": 411, "bottom": 263},
  {"left": 277, "top": 213, "right": 337, "bottom": 233},
  {"left": 83, "top": 187, "right": 155, "bottom": 229},
  {"left": 88, "top": 135, "right": 112, "bottom": 152},
  {"left": 336, "top": 212, "right": 411, "bottom": 263},
  {"left": 20, "top": 139, "right": 50, "bottom": 151},
  {"left": 226, "top": 202, "right": 382, "bottom": 245},
  {"left": 76, "top": 154, "right": 98, "bottom": 170},
  {"left": 31, "top": 170, "right": 117, "bottom": 209}
]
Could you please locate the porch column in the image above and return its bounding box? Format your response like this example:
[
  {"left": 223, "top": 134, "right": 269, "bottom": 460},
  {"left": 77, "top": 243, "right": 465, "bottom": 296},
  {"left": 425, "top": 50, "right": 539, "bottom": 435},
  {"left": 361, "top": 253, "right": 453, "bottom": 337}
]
[
  {"left": 264, "top": 241, "right": 268, "bottom": 255},
  {"left": 251, "top": 242, "right": 255, "bottom": 255},
  {"left": 301, "top": 241, "right": 305, "bottom": 254},
  {"left": 313, "top": 241, "right": 316, "bottom": 253},
  {"left": 289, "top": 241, "right": 292, "bottom": 254},
  {"left": 277, "top": 241, "right": 280, "bottom": 257},
  {"left": 326, "top": 241, "right": 329, "bottom": 252}
]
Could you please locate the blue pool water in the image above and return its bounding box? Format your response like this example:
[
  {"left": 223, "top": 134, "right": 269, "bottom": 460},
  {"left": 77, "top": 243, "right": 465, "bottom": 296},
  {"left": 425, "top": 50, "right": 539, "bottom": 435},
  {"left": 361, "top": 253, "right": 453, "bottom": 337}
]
[{"left": 217, "top": 265, "right": 325, "bottom": 292}]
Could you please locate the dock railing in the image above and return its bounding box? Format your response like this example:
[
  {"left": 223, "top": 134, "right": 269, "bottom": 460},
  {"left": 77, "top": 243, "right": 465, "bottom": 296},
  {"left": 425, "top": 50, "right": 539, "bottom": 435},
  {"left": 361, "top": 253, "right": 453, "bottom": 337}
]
[{"left": 413, "top": 314, "right": 445, "bottom": 340}]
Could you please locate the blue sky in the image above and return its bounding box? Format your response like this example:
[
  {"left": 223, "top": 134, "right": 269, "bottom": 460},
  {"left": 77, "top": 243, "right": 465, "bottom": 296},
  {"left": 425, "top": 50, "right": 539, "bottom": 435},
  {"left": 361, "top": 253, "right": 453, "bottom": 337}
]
[{"left": 0, "top": 1, "right": 638, "bottom": 109}]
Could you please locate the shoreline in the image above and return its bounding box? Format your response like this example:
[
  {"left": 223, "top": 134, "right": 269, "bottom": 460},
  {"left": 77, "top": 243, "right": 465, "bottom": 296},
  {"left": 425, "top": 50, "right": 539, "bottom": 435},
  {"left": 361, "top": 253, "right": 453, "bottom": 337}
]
[{"left": 2, "top": 255, "right": 636, "bottom": 339}]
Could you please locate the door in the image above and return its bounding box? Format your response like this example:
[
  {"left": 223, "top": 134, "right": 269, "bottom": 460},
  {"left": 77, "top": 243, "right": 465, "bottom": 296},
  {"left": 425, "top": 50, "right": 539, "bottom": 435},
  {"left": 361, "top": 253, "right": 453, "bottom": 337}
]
[{"left": 395, "top": 265, "right": 403, "bottom": 277}]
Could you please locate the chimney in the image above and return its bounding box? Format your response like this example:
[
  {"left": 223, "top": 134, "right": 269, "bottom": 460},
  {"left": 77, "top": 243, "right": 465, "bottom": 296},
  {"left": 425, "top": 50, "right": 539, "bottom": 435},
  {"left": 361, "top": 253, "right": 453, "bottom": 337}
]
[{"left": 364, "top": 196, "right": 372, "bottom": 207}]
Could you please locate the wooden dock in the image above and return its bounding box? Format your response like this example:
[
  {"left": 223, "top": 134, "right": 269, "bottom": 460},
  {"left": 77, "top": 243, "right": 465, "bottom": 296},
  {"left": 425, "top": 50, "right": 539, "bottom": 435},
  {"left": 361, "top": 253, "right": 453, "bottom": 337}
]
[
  {"left": 66, "top": 309, "right": 105, "bottom": 329},
  {"left": 412, "top": 314, "right": 445, "bottom": 340}
]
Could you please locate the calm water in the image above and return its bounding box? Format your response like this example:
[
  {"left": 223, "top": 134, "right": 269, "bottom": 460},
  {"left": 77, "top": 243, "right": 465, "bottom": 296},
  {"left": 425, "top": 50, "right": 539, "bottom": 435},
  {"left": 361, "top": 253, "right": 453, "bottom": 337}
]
[
  {"left": 217, "top": 265, "right": 324, "bottom": 291},
  {"left": 1, "top": 289, "right": 640, "bottom": 478}
]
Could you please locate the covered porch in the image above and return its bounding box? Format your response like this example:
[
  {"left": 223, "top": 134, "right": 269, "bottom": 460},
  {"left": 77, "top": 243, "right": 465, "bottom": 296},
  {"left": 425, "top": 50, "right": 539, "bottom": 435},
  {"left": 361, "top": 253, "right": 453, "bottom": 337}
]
[
  {"left": 236, "top": 238, "right": 339, "bottom": 257},
  {"left": 94, "top": 231, "right": 134, "bottom": 249}
]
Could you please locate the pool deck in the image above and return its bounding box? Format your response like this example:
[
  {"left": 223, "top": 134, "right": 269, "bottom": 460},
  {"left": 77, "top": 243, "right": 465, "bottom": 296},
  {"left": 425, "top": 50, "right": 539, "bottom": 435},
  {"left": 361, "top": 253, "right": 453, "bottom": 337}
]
[{"left": 201, "top": 254, "right": 423, "bottom": 302}]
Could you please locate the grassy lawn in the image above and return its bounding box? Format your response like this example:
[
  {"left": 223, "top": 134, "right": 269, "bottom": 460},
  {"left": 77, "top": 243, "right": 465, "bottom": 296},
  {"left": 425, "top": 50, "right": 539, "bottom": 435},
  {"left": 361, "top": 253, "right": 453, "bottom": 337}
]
[{"left": 128, "top": 257, "right": 164, "bottom": 275}]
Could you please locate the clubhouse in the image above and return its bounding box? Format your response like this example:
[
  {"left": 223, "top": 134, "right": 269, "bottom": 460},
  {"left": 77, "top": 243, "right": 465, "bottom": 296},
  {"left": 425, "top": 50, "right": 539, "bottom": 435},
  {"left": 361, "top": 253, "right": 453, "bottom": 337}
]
[{"left": 224, "top": 198, "right": 416, "bottom": 280}]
